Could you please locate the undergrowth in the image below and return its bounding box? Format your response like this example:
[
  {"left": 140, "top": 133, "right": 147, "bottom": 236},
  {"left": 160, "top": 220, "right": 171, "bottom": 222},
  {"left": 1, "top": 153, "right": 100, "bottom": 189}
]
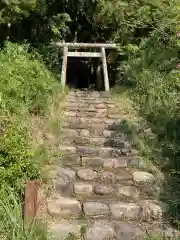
[
  {"left": 112, "top": 21, "right": 180, "bottom": 229},
  {"left": 0, "top": 41, "right": 66, "bottom": 239}
]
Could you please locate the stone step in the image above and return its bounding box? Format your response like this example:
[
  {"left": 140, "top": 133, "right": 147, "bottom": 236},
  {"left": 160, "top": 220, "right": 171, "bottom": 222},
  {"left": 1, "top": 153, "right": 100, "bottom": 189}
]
[
  {"left": 68, "top": 98, "right": 114, "bottom": 105},
  {"left": 68, "top": 91, "right": 110, "bottom": 98},
  {"left": 73, "top": 181, "right": 155, "bottom": 202},
  {"left": 54, "top": 166, "right": 155, "bottom": 188},
  {"left": 64, "top": 117, "right": 122, "bottom": 130},
  {"left": 59, "top": 155, "right": 139, "bottom": 169},
  {"left": 47, "top": 194, "right": 167, "bottom": 222},
  {"left": 65, "top": 116, "right": 122, "bottom": 125},
  {"left": 59, "top": 145, "right": 134, "bottom": 158},
  {"left": 54, "top": 178, "right": 154, "bottom": 202},
  {"left": 54, "top": 167, "right": 156, "bottom": 199},
  {"left": 49, "top": 219, "right": 178, "bottom": 240},
  {"left": 65, "top": 109, "right": 119, "bottom": 119},
  {"left": 64, "top": 110, "right": 120, "bottom": 119},
  {"left": 68, "top": 99, "right": 114, "bottom": 105},
  {"left": 62, "top": 136, "right": 131, "bottom": 149},
  {"left": 61, "top": 127, "right": 124, "bottom": 138},
  {"left": 67, "top": 104, "right": 106, "bottom": 111}
]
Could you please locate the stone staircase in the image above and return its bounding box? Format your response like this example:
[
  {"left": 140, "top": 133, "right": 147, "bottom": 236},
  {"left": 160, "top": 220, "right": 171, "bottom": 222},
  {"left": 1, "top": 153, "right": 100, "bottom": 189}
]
[{"left": 46, "top": 90, "right": 172, "bottom": 239}]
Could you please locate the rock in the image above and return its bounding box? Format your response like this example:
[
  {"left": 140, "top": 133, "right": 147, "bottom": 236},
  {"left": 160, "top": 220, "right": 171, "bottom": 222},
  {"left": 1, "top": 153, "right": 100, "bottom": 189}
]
[
  {"left": 110, "top": 202, "right": 140, "bottom": 220},
  {"left": 96, "top": 104, "right": 106, "bottom": 109},
  {"left": 77, "top": 169, "right": 97, "bottom": 181},
  {"left": 94, "top": 184, "right": 114, "bottom": 195},
  {"left": 76, "top": 146, "right": 100, "bottom": 156},
  {"left": 133, "top": 171, "right": 155, "bottom": 184},
  {"left": 74, "top": 182, "right": 93, "bottom": 195},
  {"left": 115, "top": 222, "right": 142, "bottom": 240},
  {"left": 73, "top": 137, "right": 90, "bottom": 145},
  {"left": 103, "top": 158, "right": 127, "bottom": 168},
  {"left": 121, "top": 148, "right": 131, "bottom": 155},
  {"left": 91, "top": 124, "right": 105, "bottom": 136},
  {"left": 60, "top": 155, "right": 80, "bottom": 166},
  {"left": 81, "top": 157, "right": 103, "bottom": 168},
  {"left": 95, "top": 109, "right": 107, "bottom": 118},
  {"left": 69, "top": 121, "right": 89, "bottom": 129},
  {"left": 140, "top": 200, "right": 167, "bottom": 220},
  {"left": 127, "top": 158, "right": 139, "bottom": 167},
  {"left": 91, "top": 138, "right": 105, "bottom": 146},
  {"left": 85, "top": 220, "right": 115, "bottom": 240},
  {"left": 57, "top": 167, "right": 76, "bottom": 181},
  {"left": 107, "top": 107, "right": 119, "bottom": 114},
  {"left": 111, "top": 148, "right": 123, "bottom": 158},
  {"left": 99, "top": 171, "right": 116, "bottom": 183},
  {"left": 50, "top": 221, "right": 82, "bottom": 239},
  {"left": 54, "top": 179, "right": 73, "bottom": 197},
  {"left": 61, "top": 129, "right": 78, "bottom": 137},
  {"left": 103, "top": 130, "right": 114, "bottom": 138},
  {"left": 80, "top": 129, "right": 91, "bottom": 137},
  {"left": 117, "top": 185, "right": 140, "bottom": 200},
  {"left": 47, "top": 196, "right": 82, "bottom": 217},
  {"left": 91, "top": 92, "right": 100, "bottom": 98},
  {"left": 116, "top": 169, "right": 132, "bottom": 182},
  {"left": 83, "top": 202, "right": 110, "bottom": 217},
  {"left": 59, "top": 145, "right": 76, "bottom": 154}
]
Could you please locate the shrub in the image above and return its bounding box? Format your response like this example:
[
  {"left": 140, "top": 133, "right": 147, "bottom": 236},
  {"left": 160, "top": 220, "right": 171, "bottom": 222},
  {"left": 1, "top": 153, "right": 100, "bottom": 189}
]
[{"left": 0, "top": 42, "right": 59, "bottom": 193}]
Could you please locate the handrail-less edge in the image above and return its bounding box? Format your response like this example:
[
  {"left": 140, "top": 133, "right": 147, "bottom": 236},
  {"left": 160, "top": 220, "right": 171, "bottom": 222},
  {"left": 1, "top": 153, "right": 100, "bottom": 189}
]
[{"left": 51, "top": 42, "right": 117, "bottom": 49}]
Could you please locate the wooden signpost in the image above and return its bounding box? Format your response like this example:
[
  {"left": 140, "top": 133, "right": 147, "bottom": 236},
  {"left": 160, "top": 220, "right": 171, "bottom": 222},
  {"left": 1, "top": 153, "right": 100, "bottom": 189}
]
[
  {"left": 24, "top": 180, "right": 39, "bottom": 225},
  {"left": 52, "top": 42, "right": 117, "bottom": 91}
]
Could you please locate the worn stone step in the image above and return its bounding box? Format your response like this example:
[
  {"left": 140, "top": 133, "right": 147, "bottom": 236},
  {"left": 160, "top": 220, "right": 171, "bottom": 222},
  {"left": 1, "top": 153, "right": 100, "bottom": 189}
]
[
  {"left": 62, "top": 136, "right": 131, "bottom": 149},
  {"left": 80, "top": 156, "right": 139, "bottom": 169},
  {"left": 59, "top": 145, "right": 134, "bottom": 158},
  {"left": 68, "top": 98, "right": 114, "bottom": 105},
  {"left": 50, "top": 219, "right": 178, "bottom": 240},
  {"left": 67, "top": 99, "right": 114, "bottom": 105},
  {"left": 67, "top": 102, "right": 106, "bottom": 109},
  {"left": 54, "top": 166, "right": 156, "bottom": 193},
  {"left": 67, "top": 102, "right": 117, "bottom": 110},
  {"left": 63, "top": 118, "right": 122, "bottom": 131},
  {"left": 64, "top": 110, "right": 120, "bottom": 119},
  {"left": 58, "top": 154, "right": 139, "bottom": 169},
  {"left": 68, "top": 91, "right": 110, "bottom": 98},
  {"left": 61, "top": 127, "right": 125, "bottom": 138},
  {"left": 82, "top": 200, "right": 167, "bottom": 221},
  {"left": 65, "top": 116, "right": 122, "bottom": 125},
  {"left": 73, "top": 181, "right": 152, "bottom": 202},
  {"left": 47, "top": 195, "right": 166, "bottom": 222},
  {"left": 66, "top": 106, "right": 119, "bottom": 114}
]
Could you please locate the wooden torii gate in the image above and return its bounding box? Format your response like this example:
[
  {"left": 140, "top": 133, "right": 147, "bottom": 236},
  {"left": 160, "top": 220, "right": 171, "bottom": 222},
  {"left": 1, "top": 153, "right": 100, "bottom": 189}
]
[{"left": 52, "top": 42, "right": 117, "bottom": 91}]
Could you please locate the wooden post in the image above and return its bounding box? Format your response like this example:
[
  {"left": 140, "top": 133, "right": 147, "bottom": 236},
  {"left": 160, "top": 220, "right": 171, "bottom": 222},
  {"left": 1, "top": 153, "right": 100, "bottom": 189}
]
[
  {"left": 24, "top": 180, "right": 39, "bottom": 225},
  {"left": 101, "top": 47, "right": 110, "bottom": 91},
  {"left": 96, "top": 61, "right": 102, "bottom": 90},
  {"left": 61, "top": 46, "right": 68, "bottom": 89}
]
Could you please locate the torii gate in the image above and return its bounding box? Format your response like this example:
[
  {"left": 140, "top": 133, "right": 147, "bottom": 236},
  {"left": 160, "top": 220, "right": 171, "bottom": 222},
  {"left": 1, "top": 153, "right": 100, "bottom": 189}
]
[{"left": 52, "top": 42, "right": 117, "bottom": 91}]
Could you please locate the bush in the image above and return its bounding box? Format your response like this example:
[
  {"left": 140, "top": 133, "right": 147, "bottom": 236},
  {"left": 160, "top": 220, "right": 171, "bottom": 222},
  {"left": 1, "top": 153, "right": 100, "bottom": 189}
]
[{"left": 0, "top": 42, "right": 59, "bottom": 193}]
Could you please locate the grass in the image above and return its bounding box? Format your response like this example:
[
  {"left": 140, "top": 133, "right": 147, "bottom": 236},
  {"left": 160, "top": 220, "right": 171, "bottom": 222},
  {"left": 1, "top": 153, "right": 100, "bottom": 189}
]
[{"left": 0, "top": 187, "right": 50, "bottom": 240}]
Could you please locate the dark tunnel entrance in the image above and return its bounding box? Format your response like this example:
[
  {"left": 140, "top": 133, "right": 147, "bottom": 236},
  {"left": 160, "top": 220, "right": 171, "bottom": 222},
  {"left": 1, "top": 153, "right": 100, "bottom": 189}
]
[{"left": 66, "top": 57, "right": 105, "bottom": 90}]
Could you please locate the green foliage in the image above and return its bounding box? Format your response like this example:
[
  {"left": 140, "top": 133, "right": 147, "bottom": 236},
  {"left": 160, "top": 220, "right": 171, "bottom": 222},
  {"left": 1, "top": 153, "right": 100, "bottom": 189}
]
[
  {"left": 0, "top": 42, "right": 58, "bottom": 115},
  {"left": 113, "top": 1, "right": 180, "bottom": 226},
  {"left": 0, "top": 42, "right": 59, "bottom": 193},
  {"left": 0, "top": 0, "right": 38, "bottom": 23}
]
